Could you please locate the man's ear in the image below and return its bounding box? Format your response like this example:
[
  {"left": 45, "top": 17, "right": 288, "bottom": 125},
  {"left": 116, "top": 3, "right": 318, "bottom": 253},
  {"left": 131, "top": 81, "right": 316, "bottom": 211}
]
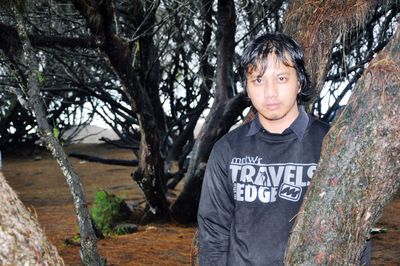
[{"left": 297, "top": 81, "right": 301, "bottom": 93}]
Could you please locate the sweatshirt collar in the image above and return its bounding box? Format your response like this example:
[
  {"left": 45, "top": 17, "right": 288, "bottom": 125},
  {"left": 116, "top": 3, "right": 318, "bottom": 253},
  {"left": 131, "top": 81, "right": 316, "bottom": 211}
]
[{"left": 246, "top": 106, "right": 309, "bottom": 141}]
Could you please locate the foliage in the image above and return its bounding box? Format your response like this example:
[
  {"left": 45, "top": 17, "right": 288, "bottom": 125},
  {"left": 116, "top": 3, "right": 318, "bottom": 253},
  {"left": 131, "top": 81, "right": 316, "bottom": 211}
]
[
  {"left": 52, "top": 126, "right": 60, "bottom": 140},
  {"left": 35, "top": 71, "right": 45, "bottom": 84},
  {"left": 91, "top": 190, "right": 125, "bottom": 236},
  {"left": 113, "top": 223, "right": 138, "bottom": 235},
  {"left": 64, "top": 233, "right": 81, "bottom": 246},
  {"left": 114, "top": 226, "right": 129, "bottom": 236}
]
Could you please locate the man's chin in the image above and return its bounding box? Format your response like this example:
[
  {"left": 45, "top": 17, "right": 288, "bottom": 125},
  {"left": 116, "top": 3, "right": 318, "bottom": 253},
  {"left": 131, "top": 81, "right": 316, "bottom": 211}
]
[{"left": 264, "top": 114, "right": 284, "bottom": 121}]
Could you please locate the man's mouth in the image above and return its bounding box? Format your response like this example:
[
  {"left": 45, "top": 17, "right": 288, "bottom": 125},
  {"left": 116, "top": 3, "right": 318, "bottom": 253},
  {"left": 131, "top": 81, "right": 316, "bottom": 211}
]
[{"left": 265, "top": 103, "right": 280, "bottom": 110}]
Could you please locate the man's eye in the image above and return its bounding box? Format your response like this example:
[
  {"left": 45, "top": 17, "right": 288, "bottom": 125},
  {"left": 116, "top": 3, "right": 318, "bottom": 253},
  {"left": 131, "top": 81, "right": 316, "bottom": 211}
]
[
  {"left": 278, "top": 77, "right": 287, "bottom": 82},
  {"left": 255, "top": 78, "right": 262, "bottom": 83}
]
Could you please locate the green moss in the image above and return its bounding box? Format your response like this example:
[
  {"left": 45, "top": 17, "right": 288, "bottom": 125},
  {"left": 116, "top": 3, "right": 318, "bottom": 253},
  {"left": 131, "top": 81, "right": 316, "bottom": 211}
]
[
  {"left": 91, "top": 190, "right": 124, "bottom": 236},
  {"left": 35, "top": 71, "right": 45, "bottom": 84}
]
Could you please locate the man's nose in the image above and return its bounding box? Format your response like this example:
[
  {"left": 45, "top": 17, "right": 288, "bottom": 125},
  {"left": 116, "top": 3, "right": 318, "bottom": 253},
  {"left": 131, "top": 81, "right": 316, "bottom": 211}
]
[{"left": 263, "top": 81, "right": 278, "bottom": 98}]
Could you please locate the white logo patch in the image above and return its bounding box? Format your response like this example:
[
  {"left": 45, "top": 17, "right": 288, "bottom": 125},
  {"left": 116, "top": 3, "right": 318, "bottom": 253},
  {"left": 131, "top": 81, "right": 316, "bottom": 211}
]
[{"left": 230, "top": 157, "right": 316, "bottom": 204}]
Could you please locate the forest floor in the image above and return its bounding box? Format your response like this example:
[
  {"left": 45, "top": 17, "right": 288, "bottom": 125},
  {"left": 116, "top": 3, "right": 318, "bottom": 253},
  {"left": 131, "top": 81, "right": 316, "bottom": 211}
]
[{"left": 2, "top": 143, "right": 399, "bottom": 265}]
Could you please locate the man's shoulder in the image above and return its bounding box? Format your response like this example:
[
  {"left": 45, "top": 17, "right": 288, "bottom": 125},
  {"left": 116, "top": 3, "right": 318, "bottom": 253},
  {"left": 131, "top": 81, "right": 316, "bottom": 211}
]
[
  {"left": 207, "top": 123, "right": 250, "bottom": 163},
  {"left": 307, "top": 115, "right": 330, "bottom": 136},
  {"left": 213, "top": 123, "right": 251, "bottom": 149}
]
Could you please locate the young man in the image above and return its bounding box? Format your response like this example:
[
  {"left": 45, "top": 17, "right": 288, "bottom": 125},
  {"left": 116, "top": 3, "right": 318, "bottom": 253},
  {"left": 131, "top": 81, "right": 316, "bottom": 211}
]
[{"left": 197, "top": 33, "right": 330, "bottom": 265}]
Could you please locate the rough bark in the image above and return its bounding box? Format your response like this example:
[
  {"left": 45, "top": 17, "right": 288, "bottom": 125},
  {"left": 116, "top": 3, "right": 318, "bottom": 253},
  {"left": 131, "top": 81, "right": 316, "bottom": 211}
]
[
  {"left": 136, "top": 0, "right": 167, "bottom": 141},
  {"left": 0, "top": 172, "right": 64, "bottom": 265},
  {"left": 71, "top": 0, "right": 170, "bottom": 222},
  {"left": 9, "top": 5, "right": 104, "bottom": 265},
  {"left": 283, "top": 0, "right": 381, "bottom": 101},
  {"left": 285, "top": 23, "right": 400, "bottom": 265}
]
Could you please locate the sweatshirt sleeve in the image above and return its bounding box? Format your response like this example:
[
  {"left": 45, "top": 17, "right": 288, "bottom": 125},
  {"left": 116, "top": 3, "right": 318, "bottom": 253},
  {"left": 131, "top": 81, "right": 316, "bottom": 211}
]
[{"left": 198, "top": 142, "right": 234, "bottom": 265}]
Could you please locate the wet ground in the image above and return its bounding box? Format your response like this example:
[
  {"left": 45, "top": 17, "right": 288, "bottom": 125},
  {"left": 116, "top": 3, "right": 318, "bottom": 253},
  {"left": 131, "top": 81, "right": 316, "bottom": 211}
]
[{"left": 2, "top": 143, "right": 399, "bottom": 265}]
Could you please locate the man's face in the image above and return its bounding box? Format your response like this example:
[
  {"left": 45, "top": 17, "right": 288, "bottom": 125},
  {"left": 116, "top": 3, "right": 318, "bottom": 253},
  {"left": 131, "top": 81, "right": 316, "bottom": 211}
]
[{"left": 246, "top": 54, "right": 300, "bottom": 132}]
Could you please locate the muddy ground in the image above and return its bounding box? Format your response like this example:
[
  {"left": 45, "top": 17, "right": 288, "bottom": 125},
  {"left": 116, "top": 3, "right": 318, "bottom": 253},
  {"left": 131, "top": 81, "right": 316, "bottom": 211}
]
[{"left": 2, "top": 143, "right": 399, "bottom": 265}]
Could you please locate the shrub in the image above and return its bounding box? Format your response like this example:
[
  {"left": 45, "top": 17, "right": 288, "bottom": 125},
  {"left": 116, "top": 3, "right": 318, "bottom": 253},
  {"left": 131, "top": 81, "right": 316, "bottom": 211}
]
[{"left": 91, "top": 190, "right": 124, "bottom": 235}]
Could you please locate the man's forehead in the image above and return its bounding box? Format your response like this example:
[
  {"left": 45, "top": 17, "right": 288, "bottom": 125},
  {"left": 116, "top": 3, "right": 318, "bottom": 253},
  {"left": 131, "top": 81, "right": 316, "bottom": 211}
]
[{"left": 247, "top": 53, "right": 295, "bottom": 75}]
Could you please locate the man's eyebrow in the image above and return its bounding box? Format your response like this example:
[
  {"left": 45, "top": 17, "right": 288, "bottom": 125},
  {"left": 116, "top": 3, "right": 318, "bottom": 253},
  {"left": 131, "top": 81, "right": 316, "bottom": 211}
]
[
  {"left": 247, "top": 73, "right": 263, "bottom": 78},
  {"left": 275, "top": 71, "right": 292, "bottom": 76}
]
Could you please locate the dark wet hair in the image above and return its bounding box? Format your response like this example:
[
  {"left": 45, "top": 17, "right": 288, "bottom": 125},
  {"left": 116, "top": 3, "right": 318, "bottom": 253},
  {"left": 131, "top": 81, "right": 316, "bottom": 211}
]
[{"left": 240, "top": 32, "right": 312, "bottom": 103}]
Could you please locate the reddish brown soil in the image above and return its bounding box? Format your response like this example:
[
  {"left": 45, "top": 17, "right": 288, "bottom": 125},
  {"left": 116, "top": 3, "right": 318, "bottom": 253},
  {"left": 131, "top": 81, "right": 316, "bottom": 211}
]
[{"left": 2, "top": 144, "right": 399, "bottom": 265}]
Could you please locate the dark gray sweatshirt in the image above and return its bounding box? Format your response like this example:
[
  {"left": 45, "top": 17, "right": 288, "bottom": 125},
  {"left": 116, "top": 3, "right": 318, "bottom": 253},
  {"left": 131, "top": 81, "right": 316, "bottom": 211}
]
[{"left": 198, "top": 107, "right": 330, "bottom": 265}]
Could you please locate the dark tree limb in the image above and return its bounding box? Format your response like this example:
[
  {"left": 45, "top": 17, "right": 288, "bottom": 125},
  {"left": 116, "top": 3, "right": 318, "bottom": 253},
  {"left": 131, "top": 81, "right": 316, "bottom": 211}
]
[
  {"left": 171, "top": 0, "right": 241, "bottom": 224},
  {"left": 0, "top": 22, "right": 97, "bottom": 51},
  {"left": 172, "top": 92, "right": 249, "bottom": 223},
  {"left": 99, "top": 137, "right": 139, "bottom": 150},
  {"left": 68, "top": 152, "right": 138, "bottom": 166},
  {"left": 164, "top": 0, "right": 214, "bottom": 168},
  {"left": 71, "top": 0, "right": 171, "bottom": 223}
]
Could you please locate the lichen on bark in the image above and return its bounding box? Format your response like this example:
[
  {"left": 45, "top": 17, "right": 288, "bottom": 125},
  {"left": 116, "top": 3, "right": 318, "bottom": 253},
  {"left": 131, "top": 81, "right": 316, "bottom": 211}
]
[{"left": 285, "top": 24, "right": 400, "bottom": 265}]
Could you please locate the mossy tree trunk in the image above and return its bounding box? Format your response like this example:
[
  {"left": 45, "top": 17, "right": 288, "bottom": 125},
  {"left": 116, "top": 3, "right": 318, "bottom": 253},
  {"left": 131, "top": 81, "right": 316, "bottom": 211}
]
[{"left": 285, "top": 21, "right": 400, "bottom": 266}]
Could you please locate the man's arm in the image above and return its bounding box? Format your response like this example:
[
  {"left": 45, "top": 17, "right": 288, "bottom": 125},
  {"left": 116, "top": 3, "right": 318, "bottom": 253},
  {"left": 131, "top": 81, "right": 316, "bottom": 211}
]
[
  {"left": 198, "top": 144, "right": 233, "bottom": 265},
  {"left": 360, "top": 239, "right": 372, "bottom": 266}
]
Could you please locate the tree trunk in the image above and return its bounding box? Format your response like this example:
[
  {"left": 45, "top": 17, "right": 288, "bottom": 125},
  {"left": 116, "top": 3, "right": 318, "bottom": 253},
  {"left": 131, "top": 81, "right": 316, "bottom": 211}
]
[
  {"left": 9, "top": 5, "right": 104, "bottom": 265},
  {"left": 285, "top": 23, "right": 400, "bottom": 265},
  {"left": 172, "top": 93, "right": 248, "bottom": 223},
  {"left": 137, "top": 0, "right": 167, "bottom": 142},
  {"left": 165, "top": 0, "right": 214, "bottom": 175},
  {"left": 71, "top": 0, "right": 170, "bottom": 222},
  {"left": 171, "top": 0, "right": 253, "bottom": 224},
  {"left": 0, "top": 172, "right": 64, "bottom": 265},
  {"left": 283, "top": 0, "right": 381, "bottom": 100}
]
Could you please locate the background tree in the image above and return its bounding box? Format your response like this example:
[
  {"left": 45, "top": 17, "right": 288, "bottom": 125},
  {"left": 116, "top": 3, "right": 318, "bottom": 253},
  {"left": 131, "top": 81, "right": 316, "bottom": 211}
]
[
  {"left": 1, "top": 2, "right": 104, "bottom": 264},
  {"left": 171, "top": 0, "right": 291, "bottom": 222}
]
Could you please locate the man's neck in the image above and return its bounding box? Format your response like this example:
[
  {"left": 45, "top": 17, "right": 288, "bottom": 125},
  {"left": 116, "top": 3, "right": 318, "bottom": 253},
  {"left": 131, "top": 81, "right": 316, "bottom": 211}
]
[
  {"left": 260, "top": 108, "right": 300, "bottom": 134},
  {"left": 262, "top": 121, "right": 293, "bottom": 134}
]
